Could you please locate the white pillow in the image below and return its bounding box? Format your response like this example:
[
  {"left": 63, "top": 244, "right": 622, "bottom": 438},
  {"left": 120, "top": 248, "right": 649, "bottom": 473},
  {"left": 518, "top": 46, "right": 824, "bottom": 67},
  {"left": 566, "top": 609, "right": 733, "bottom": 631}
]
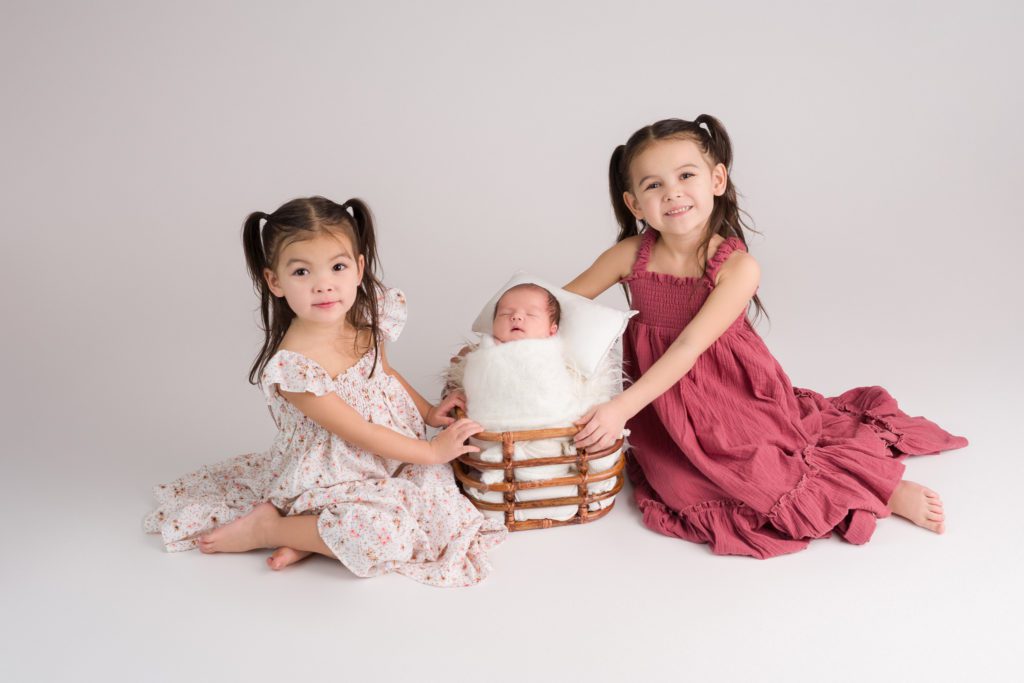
[{"left": 471, "top": 271, "right": 636, "bottom": 378}]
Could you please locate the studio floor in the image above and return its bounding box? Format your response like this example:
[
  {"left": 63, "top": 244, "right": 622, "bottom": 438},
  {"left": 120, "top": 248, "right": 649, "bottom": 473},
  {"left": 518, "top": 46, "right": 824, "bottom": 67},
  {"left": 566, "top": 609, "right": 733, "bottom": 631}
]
[{"left": 4, "top": 383, "right": 1019, "bottom": 683}]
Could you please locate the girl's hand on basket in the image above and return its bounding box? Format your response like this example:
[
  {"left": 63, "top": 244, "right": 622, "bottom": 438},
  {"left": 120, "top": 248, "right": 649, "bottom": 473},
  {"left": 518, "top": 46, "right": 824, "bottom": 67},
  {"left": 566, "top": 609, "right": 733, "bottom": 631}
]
[
  {"left": 574, "top": 399, "right": 628, "bottom": 452},
  {"left": 429, "top": 418, "right": 482, "bottom": 464},
  {"left": 426, "top": 390, "right": 466, "bottom": 428}
]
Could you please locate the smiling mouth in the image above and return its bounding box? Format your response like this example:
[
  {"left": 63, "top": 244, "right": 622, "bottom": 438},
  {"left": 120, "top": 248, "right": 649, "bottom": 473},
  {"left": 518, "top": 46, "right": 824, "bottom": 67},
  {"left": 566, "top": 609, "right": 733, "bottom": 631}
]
[{"left": 665, "top": 206, "right": 693, "bottom": 216}]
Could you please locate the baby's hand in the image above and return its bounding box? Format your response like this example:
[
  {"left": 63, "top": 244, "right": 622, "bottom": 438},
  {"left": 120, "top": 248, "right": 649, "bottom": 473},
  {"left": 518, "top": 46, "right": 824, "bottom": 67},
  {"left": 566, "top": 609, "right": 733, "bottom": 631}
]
[
  {"left": 426, "top": 390, "right": 467, "bottom": 428},
  {"left": 429, "top": 418, "right": 482, "bottom": 464}
]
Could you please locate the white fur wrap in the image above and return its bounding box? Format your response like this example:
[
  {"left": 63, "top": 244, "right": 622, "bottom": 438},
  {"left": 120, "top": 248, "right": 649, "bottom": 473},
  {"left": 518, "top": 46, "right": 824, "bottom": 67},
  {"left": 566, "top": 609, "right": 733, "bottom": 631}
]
[{"left": 462, "top": 335, "right": 582, "bottom": 432}]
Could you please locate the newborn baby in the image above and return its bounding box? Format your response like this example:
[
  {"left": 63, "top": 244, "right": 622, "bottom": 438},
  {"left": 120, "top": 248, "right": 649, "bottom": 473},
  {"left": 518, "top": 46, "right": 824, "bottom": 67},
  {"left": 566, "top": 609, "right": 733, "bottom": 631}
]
[
  {"left": 458, "top": 281, "right": 575, "bottom": 430},
  {"left": 450, "top": 282, "right": 617, "bottom": 522},
  {"left": 490, "top": 283, "right": 561, "bottom": 343}
]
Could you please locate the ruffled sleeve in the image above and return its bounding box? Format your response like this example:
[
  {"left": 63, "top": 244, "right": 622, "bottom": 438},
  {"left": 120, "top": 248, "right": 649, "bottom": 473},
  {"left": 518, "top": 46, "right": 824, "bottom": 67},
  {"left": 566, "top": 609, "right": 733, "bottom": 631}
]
[
  {"left": 377, "top": 287, "right": 408, "bottom": 342},
  {"left": 260, "top": 350, "right": 333, "bottom": 402}
]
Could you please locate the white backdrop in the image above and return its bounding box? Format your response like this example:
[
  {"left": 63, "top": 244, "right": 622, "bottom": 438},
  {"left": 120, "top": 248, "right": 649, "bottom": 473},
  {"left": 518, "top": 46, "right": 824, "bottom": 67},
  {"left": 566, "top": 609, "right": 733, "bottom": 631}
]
[{"left": 2, "top": 2, "right": 1021, "bottom": 681}]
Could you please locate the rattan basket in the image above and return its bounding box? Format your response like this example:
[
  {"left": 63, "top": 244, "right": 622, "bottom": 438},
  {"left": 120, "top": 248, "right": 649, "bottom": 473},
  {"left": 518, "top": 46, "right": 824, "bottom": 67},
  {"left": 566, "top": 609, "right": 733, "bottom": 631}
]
[{"left": 451, "top": 409, "right": 625, "bottom": 531}]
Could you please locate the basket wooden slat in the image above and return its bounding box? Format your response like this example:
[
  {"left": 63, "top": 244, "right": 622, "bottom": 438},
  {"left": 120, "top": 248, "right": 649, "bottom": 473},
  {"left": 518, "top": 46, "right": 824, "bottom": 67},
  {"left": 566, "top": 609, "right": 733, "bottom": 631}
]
[
  {"left": 452, "top": 408, "right": 626, "bottom": 531},
  {"left": 453, "top": 459, "right": 622, "bottom": 492},
  {"left": 458, "top": 440, "right": 622, "bottom": 470}
]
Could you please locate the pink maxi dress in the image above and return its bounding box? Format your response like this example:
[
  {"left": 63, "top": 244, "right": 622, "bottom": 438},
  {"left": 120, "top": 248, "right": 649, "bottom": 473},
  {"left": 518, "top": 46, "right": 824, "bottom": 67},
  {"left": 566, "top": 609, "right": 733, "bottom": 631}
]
[{"left": 621, "top": 230, "right": 968, "bottom": 558}]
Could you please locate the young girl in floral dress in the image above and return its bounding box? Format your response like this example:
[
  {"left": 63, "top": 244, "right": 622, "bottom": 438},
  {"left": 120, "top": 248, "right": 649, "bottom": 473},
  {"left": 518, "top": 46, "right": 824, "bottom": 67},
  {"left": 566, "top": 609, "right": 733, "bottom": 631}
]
[{"left": 144, "top": 196, "right": 506, "bottom": 586}]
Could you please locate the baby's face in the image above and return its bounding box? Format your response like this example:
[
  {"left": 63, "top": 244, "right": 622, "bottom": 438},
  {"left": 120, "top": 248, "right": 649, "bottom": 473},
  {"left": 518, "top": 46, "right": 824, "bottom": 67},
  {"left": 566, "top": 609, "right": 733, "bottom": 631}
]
[{"left": 492, "top": 289, "right": 558, "bottom": 342}]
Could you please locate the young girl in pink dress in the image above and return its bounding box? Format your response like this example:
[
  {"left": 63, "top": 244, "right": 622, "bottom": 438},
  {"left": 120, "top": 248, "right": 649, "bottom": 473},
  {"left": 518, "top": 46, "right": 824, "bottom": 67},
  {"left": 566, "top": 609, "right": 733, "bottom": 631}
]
[
  {"left": 144, "top": 196, "right": 506, "bottom": 586},
  {"left": 567, "top": 116, "right": 968, "bottom": 558}
]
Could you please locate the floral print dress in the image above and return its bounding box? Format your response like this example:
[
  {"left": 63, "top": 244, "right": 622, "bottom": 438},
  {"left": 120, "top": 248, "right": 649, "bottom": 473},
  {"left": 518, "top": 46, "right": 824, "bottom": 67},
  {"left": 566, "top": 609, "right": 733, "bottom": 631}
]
[{"left": 144, "top": 288, "right": 507, "bottom": 587}]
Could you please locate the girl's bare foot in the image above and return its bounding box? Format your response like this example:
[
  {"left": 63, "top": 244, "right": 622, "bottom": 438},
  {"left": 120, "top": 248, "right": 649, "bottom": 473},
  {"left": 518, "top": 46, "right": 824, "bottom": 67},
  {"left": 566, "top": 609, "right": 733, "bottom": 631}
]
[
  {"left": 267, "top": 547, "right": 313, "bottom": 571},
  {"left": 887, "top": 480, "right": 945, "bottom": 534},
  {"left": 198, "top": 502, "right": 280, "bottom": 553}
]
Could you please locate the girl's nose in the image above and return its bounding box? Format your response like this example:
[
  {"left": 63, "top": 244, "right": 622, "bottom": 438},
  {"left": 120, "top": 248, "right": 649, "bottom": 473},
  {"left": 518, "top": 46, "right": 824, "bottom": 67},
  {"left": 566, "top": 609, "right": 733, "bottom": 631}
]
[{"left": 314, "top": 281, "right": 335, "bottom": 293}]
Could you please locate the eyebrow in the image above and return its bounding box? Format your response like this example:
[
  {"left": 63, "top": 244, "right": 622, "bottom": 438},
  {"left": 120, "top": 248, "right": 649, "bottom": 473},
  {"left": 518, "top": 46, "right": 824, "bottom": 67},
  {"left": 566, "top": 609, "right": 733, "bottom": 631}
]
[
  {"left": 638, "top": 163, "right": 700, "bottom": 185},
  {"left": 285, "top": 252, "right": 350, "bottom": 266}
]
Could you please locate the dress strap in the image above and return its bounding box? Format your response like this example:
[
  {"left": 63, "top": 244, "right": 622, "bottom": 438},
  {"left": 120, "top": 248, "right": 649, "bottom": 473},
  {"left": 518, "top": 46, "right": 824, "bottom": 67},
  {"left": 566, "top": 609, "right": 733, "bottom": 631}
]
[
  {"left": 703, "top": 236, "right": 747, "bottom": 286},
  {"left": 627, "top": 229, "right": 657, "bottom": 279}
]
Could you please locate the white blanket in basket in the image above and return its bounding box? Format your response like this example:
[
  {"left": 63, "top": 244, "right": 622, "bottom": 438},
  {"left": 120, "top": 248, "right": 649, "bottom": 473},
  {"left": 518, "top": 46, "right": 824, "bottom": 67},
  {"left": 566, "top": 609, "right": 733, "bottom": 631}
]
[
  {"left": 463, "top": 334, "right": 582, "bottom": 431},
  {"left": 450, "top": 334, "right": 623, "bottom": 522}
]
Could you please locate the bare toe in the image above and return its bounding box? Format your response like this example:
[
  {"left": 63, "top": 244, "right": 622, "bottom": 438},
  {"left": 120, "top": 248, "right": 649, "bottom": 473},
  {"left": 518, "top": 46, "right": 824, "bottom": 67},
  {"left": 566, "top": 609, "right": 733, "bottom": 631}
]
[
  {"left": 888, "top": 480, "right": 948, "bottom": 534},
  {"left": 267, "top": 547, "right": 312, "bottom": 571}
]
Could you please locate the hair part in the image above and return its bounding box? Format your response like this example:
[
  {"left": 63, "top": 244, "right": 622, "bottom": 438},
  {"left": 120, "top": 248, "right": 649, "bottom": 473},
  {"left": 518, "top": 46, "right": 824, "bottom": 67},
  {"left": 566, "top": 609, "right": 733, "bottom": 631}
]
[
  {"left": 493, "top": 283, "right": 561, "bottom": 327},
  {"left": 242, "top": 196, "right": 385, "bottom": 385},
  {"left": 608, "top": 115, "right": 767, "bottom": 323}
]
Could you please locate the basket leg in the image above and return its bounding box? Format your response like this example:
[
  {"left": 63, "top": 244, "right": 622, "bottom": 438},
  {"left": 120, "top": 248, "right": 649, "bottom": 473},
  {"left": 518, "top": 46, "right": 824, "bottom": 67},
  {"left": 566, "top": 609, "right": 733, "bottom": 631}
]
[
  {"left": 502, "top": 432, "right": 515, "bottom": 530},
  {"left": 576, "top": 447, "right": 589, "bottom": 521}
]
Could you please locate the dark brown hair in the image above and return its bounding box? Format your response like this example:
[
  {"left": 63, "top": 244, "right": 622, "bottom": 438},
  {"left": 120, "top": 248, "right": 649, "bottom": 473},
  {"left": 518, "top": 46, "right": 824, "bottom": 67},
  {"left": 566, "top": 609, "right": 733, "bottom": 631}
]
[
  {"left": 241, "top": 196, "right": 385, "bottom": 385},
  {"left": 493, "top": 283, "right": 561, "bottom": 326},
  {"left": 608, "top": 115, "right": 766, "bottom": 321}
]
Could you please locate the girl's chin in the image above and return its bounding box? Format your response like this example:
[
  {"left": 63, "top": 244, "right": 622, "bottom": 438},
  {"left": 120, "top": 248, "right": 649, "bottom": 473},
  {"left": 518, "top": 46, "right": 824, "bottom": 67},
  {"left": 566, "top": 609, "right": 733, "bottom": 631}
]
[{"left": 650, "top": 222, "right": 706, "bottom": 237}]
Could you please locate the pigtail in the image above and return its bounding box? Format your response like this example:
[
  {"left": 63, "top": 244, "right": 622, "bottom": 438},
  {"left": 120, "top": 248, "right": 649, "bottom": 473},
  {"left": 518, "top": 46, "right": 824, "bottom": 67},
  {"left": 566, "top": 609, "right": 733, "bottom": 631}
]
[
  {"left": 608, "top": 144, "right": 639, "bottom": 245},
  {"left": 693, "top": 114, "right": 737, "bottom": 238},
  {"left": 607, "top": 145, "right": 640, "bottom": 305},
  {"left": 694, "top": 114, "right": 731, "bottom": 168},
  {"left": 691, "top": 113, "right": 766, "bottom": 323},
  {"left": 340, "top": 198, "right": 385, "bottom": 378},
  {"left": 243, "top": 210, "right": 295, "bottom": 385}
]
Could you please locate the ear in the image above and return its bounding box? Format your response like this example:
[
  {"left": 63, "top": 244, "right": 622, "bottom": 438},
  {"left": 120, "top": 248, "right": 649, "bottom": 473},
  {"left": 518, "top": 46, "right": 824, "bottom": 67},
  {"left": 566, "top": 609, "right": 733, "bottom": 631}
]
[
  {"left": 623, "top": 191, "right": 644, "bottom": 220},
  {"left": 550, "top": 322, "right": 559, "bottom": 336},
  {"left": 263, "top": 268, "right": 284, "bottom": 297},
  {"left": 357, "top": 254, "right": 365, "bottom": 283},
  {"left": 711, "top": 163, "right": 728, "bottom": 196}
]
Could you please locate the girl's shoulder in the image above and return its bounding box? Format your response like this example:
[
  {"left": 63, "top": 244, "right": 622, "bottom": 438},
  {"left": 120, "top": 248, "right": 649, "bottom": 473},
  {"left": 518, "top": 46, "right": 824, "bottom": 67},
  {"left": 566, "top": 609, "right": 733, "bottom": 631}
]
[
  {"left": 613, "top": 234, "right": 645, "bottom": 258},
  {"left": 260, "top": 349, "right": 336, "bottom": 401},
  {"left": 599, "top": 235, "right": 648, "bottom": 276},
  {"left": 709, "top": 236, "right": 759, "bottom": 288},
  {"left": 563, "top": 235, "right": 644, "bottom": 299}
]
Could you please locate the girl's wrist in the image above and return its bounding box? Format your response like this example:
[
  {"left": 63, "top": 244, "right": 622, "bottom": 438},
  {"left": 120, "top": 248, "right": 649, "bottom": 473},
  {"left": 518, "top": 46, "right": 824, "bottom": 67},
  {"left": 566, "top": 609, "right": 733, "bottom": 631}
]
[
  {"left": 421, "top": 438, "right": 439, "bottom": 465},
  {"left": 612, "top": 392, "right": 641, "bottom": 422}
]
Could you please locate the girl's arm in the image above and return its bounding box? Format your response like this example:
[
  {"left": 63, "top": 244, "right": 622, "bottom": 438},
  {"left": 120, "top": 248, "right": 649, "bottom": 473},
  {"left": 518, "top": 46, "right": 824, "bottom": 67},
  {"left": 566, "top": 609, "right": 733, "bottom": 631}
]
[
  {"left": 563, "top": 237, "right": 642, "bottom": 299},
  {"left": 574, "top": 251, "right": 761, "bottom": 450},
  {"left": 280, "top": 389, "right": 480, "bottom": 466}
]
